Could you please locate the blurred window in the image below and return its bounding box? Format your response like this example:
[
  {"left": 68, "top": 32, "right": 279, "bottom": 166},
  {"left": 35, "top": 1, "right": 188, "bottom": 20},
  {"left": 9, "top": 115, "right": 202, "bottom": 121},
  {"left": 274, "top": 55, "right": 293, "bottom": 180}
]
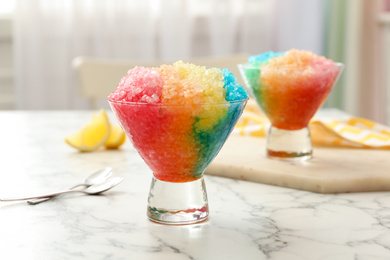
[{"left": 0, "top": 0, "right": 15, "bottom": 17}]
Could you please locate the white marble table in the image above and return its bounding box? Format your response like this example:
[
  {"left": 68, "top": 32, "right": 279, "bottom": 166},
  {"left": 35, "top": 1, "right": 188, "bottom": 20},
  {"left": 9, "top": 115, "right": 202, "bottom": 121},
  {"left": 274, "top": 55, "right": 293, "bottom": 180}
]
[{"left": 0, "top": 111, "right": 389, "bottom": 260}]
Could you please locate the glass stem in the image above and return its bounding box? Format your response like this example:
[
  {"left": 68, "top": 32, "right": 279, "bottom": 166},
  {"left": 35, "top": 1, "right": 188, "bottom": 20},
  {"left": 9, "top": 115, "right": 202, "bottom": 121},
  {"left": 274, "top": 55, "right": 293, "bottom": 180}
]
[
  {"left": 266, "top": 126, "right": 312, "bottom": 161},
  {"left": 147, "top": 176, "right": 209, "bottom": 225}
]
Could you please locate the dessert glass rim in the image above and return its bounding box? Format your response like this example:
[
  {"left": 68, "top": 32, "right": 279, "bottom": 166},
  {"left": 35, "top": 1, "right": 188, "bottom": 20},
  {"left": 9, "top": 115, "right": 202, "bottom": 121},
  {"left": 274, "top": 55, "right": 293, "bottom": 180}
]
[
  {"left": 107, "top": 97, "right": 249, "bottom": 107},
  {"left": 238, "top": 62, "right": 344, "bottom": 70}
]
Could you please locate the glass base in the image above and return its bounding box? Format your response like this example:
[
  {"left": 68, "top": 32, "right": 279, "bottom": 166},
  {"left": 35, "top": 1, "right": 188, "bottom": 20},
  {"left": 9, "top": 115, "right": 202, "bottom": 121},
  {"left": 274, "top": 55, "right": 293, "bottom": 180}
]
[
  {"left": 147, "top": 176, "right": 209, "bottom": 225},
  {"left": 266, "top": 126, "right": 312, "bottom": 161}
]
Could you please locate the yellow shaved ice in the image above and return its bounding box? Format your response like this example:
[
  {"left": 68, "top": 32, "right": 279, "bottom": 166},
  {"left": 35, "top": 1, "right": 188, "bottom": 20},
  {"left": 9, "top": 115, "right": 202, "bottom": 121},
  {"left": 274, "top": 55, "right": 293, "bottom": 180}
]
[
  {"left": 171, "top": 61, "right": 228, "bottom": 131},
  {"left": 174, "top": 61, "right": 226, "bottom": 104}
]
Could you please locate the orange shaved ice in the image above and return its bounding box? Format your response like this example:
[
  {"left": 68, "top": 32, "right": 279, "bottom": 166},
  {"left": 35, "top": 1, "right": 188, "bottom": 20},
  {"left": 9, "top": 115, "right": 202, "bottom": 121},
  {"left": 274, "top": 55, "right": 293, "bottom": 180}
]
[
  {"left": 156, "top": 64, "right": 203, "bottom": 105},
  {"left": 268, "top": 49, "right": 328, "bottom": 67}
]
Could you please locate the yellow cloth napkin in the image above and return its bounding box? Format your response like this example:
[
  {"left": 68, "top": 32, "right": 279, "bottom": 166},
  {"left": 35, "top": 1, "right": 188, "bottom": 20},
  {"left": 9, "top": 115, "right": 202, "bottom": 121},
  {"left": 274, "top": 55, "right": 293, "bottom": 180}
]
[{"left": 234, "top": 101, "right": 390, "bottom": 149}]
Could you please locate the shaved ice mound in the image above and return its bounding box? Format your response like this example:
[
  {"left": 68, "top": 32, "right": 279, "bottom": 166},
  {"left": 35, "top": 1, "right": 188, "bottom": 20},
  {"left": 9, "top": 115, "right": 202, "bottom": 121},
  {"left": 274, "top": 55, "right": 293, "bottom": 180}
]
[{"left": 108, "top": 61, "right": 248, "bottom": 105}]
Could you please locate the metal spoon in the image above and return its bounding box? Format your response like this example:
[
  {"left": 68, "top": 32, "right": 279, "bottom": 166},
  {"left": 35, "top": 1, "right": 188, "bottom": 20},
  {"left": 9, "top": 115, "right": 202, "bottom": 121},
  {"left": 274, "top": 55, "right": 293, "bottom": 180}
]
[
  {"left": 0, "top": 176, "right": 123, "bottom": 202},
  {"left": 27, "top": 167, "right": 113, "bottom": 205}
]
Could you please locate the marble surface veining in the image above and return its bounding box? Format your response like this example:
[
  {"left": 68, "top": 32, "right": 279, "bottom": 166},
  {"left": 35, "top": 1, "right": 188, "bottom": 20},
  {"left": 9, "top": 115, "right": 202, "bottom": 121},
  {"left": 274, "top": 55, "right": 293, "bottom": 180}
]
[{"left": 0, "top": 111, "right": 389, "bottom": 260}]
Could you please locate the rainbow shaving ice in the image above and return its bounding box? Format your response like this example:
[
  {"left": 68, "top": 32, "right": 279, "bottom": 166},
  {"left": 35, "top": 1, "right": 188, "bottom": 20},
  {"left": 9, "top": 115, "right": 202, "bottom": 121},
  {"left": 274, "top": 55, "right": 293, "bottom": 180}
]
[
  {"left": 243, "top": 49, "right": 342, "bottom": 130},
  {"left": 108, "top": 61, "right": 248, "bottom": 182}
]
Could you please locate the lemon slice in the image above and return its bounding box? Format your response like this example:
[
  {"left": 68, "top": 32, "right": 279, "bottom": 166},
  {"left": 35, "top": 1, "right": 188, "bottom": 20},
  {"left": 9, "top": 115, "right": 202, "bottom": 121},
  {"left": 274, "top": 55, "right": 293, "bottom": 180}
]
[
  {"left": 104, "top": 124, "right": 126, "bottom": 149},
  {"left": 65, "top": 109, "right": 110, "bottom": 152}
]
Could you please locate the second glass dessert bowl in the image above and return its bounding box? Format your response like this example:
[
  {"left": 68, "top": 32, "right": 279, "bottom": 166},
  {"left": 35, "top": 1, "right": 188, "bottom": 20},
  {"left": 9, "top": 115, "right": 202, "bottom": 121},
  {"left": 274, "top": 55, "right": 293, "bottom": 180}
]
[
  {"left": 238, "top": 63, "right": 343, "bottom": 161},
  {"left": 109, "top": 98, "right": 247, "bottom": 225}
]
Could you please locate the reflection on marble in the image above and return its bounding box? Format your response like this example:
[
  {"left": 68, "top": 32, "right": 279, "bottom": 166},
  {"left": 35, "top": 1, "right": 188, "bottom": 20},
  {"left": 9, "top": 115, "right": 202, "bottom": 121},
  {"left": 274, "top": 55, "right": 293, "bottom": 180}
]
[{"left": 0, "top": 111, "right": 390, "bottom": 259}]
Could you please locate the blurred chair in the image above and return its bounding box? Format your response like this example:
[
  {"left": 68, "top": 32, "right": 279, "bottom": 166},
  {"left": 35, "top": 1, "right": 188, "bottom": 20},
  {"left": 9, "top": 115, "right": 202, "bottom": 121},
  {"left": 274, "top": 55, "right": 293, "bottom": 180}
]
[{"left": 72, "top": 54, "right": 248, "bottom": 109}]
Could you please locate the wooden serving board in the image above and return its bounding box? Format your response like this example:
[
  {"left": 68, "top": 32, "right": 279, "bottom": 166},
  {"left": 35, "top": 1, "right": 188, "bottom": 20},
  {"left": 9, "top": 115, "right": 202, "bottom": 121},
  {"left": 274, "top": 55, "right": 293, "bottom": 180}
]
[{"left": 205, "top": 135, "right": 390, "bottom": 193}]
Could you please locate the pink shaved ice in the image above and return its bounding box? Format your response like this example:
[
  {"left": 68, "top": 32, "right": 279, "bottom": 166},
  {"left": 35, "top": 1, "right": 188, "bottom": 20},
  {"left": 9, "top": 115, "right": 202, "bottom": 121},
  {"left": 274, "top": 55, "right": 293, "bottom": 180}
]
[{"left": 108, "top": 67, "right": 163, "bottom": 103}]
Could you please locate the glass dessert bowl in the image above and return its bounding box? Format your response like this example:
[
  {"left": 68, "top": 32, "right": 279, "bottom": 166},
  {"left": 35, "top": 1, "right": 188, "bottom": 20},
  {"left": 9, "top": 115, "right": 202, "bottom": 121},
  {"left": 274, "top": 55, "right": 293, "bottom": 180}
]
[
  {"left": 238, "top": 62, "right": 344, "bottom": 161},
  {"left": 108, "top": 61, "right": 248, "bottom": 224},
  {"left": 108, "top": 99, "right": 247, "bottom": 224}
]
